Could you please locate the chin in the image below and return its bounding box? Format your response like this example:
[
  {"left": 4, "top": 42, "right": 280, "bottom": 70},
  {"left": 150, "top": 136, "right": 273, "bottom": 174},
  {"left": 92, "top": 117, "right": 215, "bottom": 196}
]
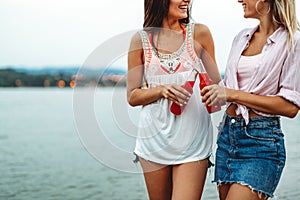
[
  {"left": 181, "top": 14, "right": 188, "bottom": 19},
  {"left": 243, "top": 13, "right": 250, "bottom": 18}
]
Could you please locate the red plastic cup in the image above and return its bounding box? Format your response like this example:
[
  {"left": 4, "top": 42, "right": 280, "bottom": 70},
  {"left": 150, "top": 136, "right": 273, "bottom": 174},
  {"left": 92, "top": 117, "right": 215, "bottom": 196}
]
[
  {"left": 170, "top": 81, "right": 195, "bottom": 115},
  {"left": 199, "top": 73, "right": 221, "bottom": 113}
]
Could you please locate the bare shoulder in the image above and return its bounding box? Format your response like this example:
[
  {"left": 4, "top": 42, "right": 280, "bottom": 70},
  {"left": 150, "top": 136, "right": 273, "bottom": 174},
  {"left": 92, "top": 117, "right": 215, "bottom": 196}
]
[
  {"left": 129, "top": 31, "right": 143, "bottom": 50},
  {"left": 128, "top": 31, "right": 144, "bottom": 70},
  {"left": 193, "top": 23, "right": 213, "bottom": 43}
]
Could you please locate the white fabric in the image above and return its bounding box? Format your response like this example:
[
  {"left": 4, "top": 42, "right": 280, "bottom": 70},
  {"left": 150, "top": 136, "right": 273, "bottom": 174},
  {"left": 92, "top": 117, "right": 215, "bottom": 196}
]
[{"left": 134, "top": 23, "right": 213, "bottom": 165}]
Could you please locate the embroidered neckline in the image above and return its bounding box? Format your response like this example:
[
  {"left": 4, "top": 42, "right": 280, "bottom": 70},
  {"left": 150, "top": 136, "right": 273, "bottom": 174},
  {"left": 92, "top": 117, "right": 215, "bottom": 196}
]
[
  {"left": 151, "top": 24, "right": 187, "bottom": 74},
  {"left": 139, "top": 23, "right": 195, "bottom": 74}
]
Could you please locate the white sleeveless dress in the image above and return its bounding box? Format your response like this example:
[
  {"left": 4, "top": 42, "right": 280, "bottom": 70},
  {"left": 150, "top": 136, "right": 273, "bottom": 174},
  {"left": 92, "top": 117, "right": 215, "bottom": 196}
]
[{"left": 134, "top": 23, "right": 213, "bottom": 165}]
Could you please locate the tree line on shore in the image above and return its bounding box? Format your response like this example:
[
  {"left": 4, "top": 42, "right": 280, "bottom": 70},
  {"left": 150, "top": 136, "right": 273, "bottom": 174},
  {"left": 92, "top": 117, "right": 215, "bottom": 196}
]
[{"left": 0, "top": 68, "right": 126, "bottom": 87}]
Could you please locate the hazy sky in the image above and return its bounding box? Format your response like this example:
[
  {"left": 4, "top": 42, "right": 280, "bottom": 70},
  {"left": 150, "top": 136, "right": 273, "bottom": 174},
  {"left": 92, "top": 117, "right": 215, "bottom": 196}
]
[{"left": 0, "top": 0, "right": 299, "bottom": 72}]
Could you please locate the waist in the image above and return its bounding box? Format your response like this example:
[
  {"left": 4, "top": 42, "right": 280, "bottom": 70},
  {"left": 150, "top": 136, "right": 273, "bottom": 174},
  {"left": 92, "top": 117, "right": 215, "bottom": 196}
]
[
  {"left": 226, "top": 104, "right": 261, "bottom": 118},
  {"left": 223, "top": 113, "right": 281, "bottom": 128}
]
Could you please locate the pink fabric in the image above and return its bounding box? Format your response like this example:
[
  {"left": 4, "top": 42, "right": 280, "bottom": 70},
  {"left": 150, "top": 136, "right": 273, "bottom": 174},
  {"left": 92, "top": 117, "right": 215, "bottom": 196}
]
[
  {"left": 224, "top": 26, "right": 300, "bottom": 124},
  {"left": 237, "top": 54, "right": 262, "bottom": 91}
]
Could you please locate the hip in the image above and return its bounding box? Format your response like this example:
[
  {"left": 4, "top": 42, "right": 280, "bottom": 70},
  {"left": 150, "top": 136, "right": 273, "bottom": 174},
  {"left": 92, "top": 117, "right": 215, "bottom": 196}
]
[{"left": 216, "top": 114, "right": 285, "bottom": 160}]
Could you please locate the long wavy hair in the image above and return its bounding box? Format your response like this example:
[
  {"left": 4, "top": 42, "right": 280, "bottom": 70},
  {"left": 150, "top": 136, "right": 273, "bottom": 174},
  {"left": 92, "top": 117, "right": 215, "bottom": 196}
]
[
  {"left": 270, "top": 0, "right": 300, "bottom": 50},
  {"left": 143, "top": 0, "right": 191, "bottom": 29}
]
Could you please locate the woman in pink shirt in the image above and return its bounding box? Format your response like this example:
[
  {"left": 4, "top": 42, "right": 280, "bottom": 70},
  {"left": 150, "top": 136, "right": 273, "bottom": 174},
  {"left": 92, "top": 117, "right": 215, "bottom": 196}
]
[{"left": 201, "top": 0, "right": 300, "bottom": 199}]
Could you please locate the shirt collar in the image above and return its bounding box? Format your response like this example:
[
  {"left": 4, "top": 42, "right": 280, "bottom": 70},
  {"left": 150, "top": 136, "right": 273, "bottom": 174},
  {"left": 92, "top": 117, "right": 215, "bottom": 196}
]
[
  {"left": 244, "top": 25, "right": 259, "bottom": 39},
  {"left": 244, "top": 25, "right": 285, "bottom": 44},
  {"left": 268, "top": 26, "right": 285, "bottom": 43}
]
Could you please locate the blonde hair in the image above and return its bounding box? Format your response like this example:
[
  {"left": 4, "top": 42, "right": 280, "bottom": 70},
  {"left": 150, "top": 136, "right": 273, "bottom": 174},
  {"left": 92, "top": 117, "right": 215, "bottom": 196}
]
[{"left": 271, "top": 0, "right": 300, "bottom": 50}]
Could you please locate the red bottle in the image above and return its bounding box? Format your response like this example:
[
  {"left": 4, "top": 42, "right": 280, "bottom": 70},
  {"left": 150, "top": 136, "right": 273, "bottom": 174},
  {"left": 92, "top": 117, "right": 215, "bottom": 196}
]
[
  {"left": 170, "top": 81, "right": 195, "bottom": 115},
  {"left": 199, "top": 73, "right": 221, "bottom": 113}
]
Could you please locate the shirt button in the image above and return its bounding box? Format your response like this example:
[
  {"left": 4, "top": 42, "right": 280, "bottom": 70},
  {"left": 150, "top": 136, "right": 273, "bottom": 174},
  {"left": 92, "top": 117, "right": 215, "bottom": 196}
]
[{"left": 231, "top": 119, "right": 236, "bottom": 123}]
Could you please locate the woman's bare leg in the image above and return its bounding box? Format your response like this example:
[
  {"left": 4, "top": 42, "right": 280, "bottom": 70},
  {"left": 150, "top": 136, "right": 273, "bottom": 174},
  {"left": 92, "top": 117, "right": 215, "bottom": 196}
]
[
  {"left": 139, "top": 158, "right": 172, "bottom": 200},
  {"left": 224, "top": 183, "right": 268, "bottom": 200},
  {"left": 218, "top": 184, "right": 231, "bottom": 200},
  {"left": 171, "top": 159, "right": 209, "bottom": 200}
]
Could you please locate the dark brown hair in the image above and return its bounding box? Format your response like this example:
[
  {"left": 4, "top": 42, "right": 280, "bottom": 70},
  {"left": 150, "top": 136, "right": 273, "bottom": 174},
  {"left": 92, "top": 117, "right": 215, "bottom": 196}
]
[{"left": 143, "top": 0, "right": 190, "bottom": 28}]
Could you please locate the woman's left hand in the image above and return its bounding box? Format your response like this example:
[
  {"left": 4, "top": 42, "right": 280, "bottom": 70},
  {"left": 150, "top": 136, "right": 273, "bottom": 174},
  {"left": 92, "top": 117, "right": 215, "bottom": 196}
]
[{"left": 200, "top": 84, "right": 227, "bottom": 107}]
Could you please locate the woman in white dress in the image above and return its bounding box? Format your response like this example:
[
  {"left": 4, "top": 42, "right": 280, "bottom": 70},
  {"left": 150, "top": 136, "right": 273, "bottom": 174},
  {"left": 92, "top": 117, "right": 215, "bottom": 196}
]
[{"left": 127, "top": 0, "right": 221, "bottom": 199}]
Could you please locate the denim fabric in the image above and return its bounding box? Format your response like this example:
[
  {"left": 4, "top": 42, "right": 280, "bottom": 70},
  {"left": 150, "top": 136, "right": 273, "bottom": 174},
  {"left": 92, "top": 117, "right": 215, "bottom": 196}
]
[{"left": 213, "top": 114, "right": 286, "bottom": 198}]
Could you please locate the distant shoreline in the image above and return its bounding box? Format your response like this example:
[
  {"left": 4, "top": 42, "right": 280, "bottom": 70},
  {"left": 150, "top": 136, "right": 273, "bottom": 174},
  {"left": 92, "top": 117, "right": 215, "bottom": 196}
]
[
  {"left": 0, "top": 66, "right": 224, "bottom": 88},
  {"left": 0, "top": 67, "right": 126, "bottom": 88}
]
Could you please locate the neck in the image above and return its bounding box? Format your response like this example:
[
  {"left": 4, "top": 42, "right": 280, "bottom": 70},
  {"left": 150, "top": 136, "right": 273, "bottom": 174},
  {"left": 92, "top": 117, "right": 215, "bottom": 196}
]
[
  {"left": 162, "top": 18, "right": 182, "bottom": 32},
  {"left": 258, "top": 15, "right": 280, "bottom": 36}
]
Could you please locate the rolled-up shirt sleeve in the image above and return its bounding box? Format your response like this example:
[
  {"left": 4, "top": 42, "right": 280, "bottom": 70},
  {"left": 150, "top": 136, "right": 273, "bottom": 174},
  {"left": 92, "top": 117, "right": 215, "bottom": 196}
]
[{"left": 277, "top": 36, "right": 300, "bottom": 108}]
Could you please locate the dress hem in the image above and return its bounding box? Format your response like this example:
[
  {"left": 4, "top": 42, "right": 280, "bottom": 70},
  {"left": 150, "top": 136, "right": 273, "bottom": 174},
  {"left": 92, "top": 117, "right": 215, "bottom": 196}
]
[{"left": 134, "top": 151, "right": 212, "bottom": 166}]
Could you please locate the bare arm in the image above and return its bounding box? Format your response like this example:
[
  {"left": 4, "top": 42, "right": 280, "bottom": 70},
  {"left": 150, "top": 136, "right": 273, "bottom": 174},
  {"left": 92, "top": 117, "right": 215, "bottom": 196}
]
[
  {"left": 201, "top": 85, "right": 299, "bottom": 118},
  {"left": 127, "top": 32, "right": 191, "bottom": 107},
  {"left": 194, "top": 23, "right": 222, "bottom": 84},
  {"left": 127, "top": 32, "right": 162, "bottom": 106},
  {"left": 227, "top": 89, "right": 299, "bottom": 118}
]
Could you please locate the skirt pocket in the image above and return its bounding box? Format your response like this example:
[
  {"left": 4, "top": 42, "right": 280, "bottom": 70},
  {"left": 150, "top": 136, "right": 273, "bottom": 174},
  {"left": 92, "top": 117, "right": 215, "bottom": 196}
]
[
  {"left": 244, "top": 125, "right": 275, "bottom": 141},
  {"left": 242, "top": 126, "right": 278, "bottom": 157}
]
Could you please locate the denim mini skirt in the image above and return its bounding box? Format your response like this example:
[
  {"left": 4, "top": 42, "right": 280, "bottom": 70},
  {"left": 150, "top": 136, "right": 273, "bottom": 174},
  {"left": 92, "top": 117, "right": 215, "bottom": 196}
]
[{"left": 213, "top": 114, "right": 286, "bottom": 198}]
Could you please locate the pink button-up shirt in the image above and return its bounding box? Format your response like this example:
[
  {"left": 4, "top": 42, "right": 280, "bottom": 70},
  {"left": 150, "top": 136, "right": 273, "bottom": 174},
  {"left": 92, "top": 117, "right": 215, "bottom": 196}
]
[{"left": 224, "top": 26, "right": 300, "bottom": 124}]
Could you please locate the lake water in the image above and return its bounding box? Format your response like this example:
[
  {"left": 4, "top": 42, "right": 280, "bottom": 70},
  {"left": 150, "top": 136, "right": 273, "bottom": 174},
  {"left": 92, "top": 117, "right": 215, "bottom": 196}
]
[{"left": 0, "top": 88, "right": 299, "bottom": 200}]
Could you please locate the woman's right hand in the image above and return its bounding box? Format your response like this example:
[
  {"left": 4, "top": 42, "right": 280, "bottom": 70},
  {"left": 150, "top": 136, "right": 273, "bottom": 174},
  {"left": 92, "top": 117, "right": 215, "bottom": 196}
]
[
  {"left": 160, "top": 84, "right": 192, "bottom": 106},
  {"left": 200, "top": 84, "right": 228, "bottom": 107}
]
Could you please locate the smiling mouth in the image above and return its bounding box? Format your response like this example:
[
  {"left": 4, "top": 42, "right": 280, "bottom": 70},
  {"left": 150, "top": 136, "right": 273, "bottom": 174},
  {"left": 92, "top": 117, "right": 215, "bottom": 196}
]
[{"left": 179, "top": 5, "right": 188, "bottom": 10}]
